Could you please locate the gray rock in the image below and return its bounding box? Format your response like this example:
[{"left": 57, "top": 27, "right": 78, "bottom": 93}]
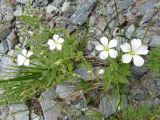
[
  {"left": 137, "top": 0, "right": 157, "bottom": 15},
  {"left": 99, "top": 94, "right": 127, "bottom": 118},
  {"left": 56, "top": 83, "right": 75, "bottom": 99},
  {"left": 39, "top": 87, "right": 62, "bottom": 120},
  {"left": 9, "top": 104, "right": 28, "bottom": 113},
  {"left": 52, "top": 0, "right": 65, "bottom": 6},
  {"left": 0, "top": 106, "right": 10, "bottom": 120},
  {"left": 70, "top": 0, "right": 96, "bottom": 25},
  {"left": 61, "top": 1, "right": 70, "bottom": 12},
  {"left": 0, "top": 43, "right": 7, "bottom": 54},
  {"left": 131, "top": 66, "right": 147, "bottom": 79},
  {"left": 0, "top": 22, "right": 12, "bottom": 40},
  {"left": 141, "top": 74, "right": 160, "bottom": 98},
  {"left": 0, "top": 104, "right": 29, "bottom": 120},
  {"left": 97, "top": 18, "right": 106, "bottom": 31},
  {"left": 140, "top": 9, "right": 155, "bottom": 26},
  {"left": 1, "top": 6, "right": 14, "bottom": 22},
  {"left": 76, "top": 67, "right": 95, "bottom": 81},
  {"left": 31, "top": 113, "right": 42, "bottom": 120},
  {"left": 149, "top": 36, "right": 160, "bottom": 47},
  {"left": 6, "top": 30, "right": 18, "bottom": 50},
  {"left": 107, "top": 6, "right": 114, "bottom": 15},
  {"left": 34, "top": 0, "right": 48, "bottom": 7},
  {"left": 90, "top": 27, "right": 102, "bottom": 36},
  {"left": 14, "top": 111, "right": 29, "bottom": 120},
  {"left": 118, "top": 0, "right": 134, "bottom": 10},
  {"left": 13, "top": 5, "right": 23, "bottom": 17},
  {"left": 135, "top": 29, "right": 145, "bottom": 39},
  {"left": 125, "top": 24, "right": 135, "bottom": 39},
  {"left": 16, "top": 0, "right": 28, "bottom": 4},
  {"left": 130, "top": 87, "right": 149, "bottom": 101},
  {"left": 0, "top": 50, "right": 17, "bottom": 79},
  {"left": 46, "top": 4, "right": 59, "bottom": 14},
  {"left": 109, "top": 19, "right": 117, "bottom": 32}
]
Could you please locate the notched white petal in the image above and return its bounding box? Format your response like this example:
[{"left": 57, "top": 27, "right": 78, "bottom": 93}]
[
  {"left": 47, "top": 39, "right": 54, "bottom": 45},
  {"left": 122, "top": 53, "right": 132, "bottom": 63},
  {"left": 131, "top": 39, "right": 142, "bottom": 51},
  {"left": 22, "top": 49, "right": 27, "bottom": 56},
  {"left": 17, "top": 55, "right": 26, "bottom": 66},
  {"left": 99, "top": 51, "right": 108, "bottom": 59},
  {"left": 109, "top": 49, "right": 118, "bottom": 58},
  {"left": 49, "top": 45, "right": 56, "bottom": 50},
  {"left": 100, "top": 37, "right": 108, "bottom": 47},
  {"left": 53, "top": 34, "right": 59, "bottom": 41},
  {"left": 108, "top": 39, "right": 117, "bottom": 48},
  {"left": 24, "top": 59, "right": 30, "bottom": 66},
  {"left": 135, "top": 45, "right": 148, "bottom": 55},
  {"left": 56, "top": 44, "right": 62, "bottom": 50},
  {"left": 58, "top": 38, "right": 64, "bottom": 43},
  {"left": 120, "top": 43, "right": 131, "bottom": 52},
  {"left": 27, "top": 51, "right": 33, "bottom": 57},
  {"left": 133, "top": 55, "right": 144, "bottom": 67},
  {"left": 95, "top": 44, "right": 104, "bottom": 51}
]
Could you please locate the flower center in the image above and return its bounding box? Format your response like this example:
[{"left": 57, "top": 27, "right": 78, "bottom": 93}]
[
  {"left": 55, "top": 41, "right": 59, "bottom": 46},
  {"left": 104, "top": 47, "right": 110, "bottom": 51},
  {"left": 130, "top": 50, "right": 135, "bottom": 56}
]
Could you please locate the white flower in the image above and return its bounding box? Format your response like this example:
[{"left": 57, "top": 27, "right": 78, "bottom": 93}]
[
  {"left": 95, "top": 37, "right": 118, "bottom": 59},
  {"left": 120, "top": 39, "right": 148, "bottom": 67},
  {"left": 98, "top": 69, "right": 105, "bottom": 74},
  {"left": 17, "top": 49, "right": 33, "bottom": 66},
  {"left": 47, "top": 34, "right": 64, "bottom": 51}
]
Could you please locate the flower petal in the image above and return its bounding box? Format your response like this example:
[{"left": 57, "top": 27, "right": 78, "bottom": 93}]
[
  {"left": 131, "top": 39, "right": 142, "bottom": 51},
  {"left": 135, "top": 45, "right": 148, "bottom": 55},
  {"left": 99, "top": 51, "right": 108, "bottom": 59},
  {"left": 22, "top": 49, "right": 27, "bottom": 56},
  {"left": 109, "top": 49, "right": 118, "bottom": 58},
  {"left": 27, "top": 51, "right": 33, "bottom": 57},
  {"left": 58, "top": 38, "right": 64, "bottom": 43},
  {"left": 53, "top": 34, "right": 59, "bottom": 41},
  {"left": 133, "top": 55, "right": 144, "bottom": 67},
  {"left": 47, "top": 39, "right": 54, "bottom": 45},
  {"left": 100, "top": 37, "right": 108, "bottom": 47},
  {"left": 122, "top": 53, "right": 132, "bottom": 63},
  {"left": 49, "top": 45, "right": 56, "bottom": 50},
  {"left": 108, "top": 39, "right": 117, "bottom": 48},
  {"left": 120, "top": 43, "right": 131, "bottom": 52},
  {"left": 95, "top": 44, "right": 104, "bottom": 51},
  {"left": 17, "top": 55, "right": 26, "bottom": 66},
  {"left": 24, "top": 59, "right": 30, "bottom": 66},
  {"left": 56, "top": 44, "right": 62, "bottom": 50}
]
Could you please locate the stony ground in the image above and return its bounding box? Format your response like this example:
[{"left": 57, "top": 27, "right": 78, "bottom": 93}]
[{"left": 0, "top": 0, "right": 160, "bottom": 120}]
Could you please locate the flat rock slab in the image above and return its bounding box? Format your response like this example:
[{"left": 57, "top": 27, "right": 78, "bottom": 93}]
[
  {"left": 0, "top": 104, "right": 29, "bottom": 120},
  {"left": 0, "top": 22, "right": 12, "bottom": 40},
  {"left": 99, "top": 94, "right": 127, "bottom": 118},
  {"left": 70, "top": 0, "right": 96, "bottom": 26},
  {"left": 136, "top": 0, "right": 157, "bottom": 15},
  {"left": 39, "top": 87, "right": 62, "bottom": 120},
  {"left": 140, "top": 9, "right": 155, "bottom": 26},
  {"left": 149, "top": 36, "right": 160, "bottom": 47}
]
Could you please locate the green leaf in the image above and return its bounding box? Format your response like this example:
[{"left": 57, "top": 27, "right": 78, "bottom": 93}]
[
  {"left": 75, "top": 51, "right": 83, "bottom": 61},
  {"left": 67, "top": 63, "right": 73, "bottom": 72},
  {"left": 103, "top": 61, "right": 131, "bottom": 89},
  {"left": 146, "top": 48, "right": 160, "bottom": 75}
]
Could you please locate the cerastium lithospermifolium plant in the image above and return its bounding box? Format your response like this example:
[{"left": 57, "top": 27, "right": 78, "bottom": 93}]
[
  {"left": 0, "top": 14, "right": 87, "bottom": 104},
  {"left": 0, "top": 3, "right": 159, "bottom": 110}
]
